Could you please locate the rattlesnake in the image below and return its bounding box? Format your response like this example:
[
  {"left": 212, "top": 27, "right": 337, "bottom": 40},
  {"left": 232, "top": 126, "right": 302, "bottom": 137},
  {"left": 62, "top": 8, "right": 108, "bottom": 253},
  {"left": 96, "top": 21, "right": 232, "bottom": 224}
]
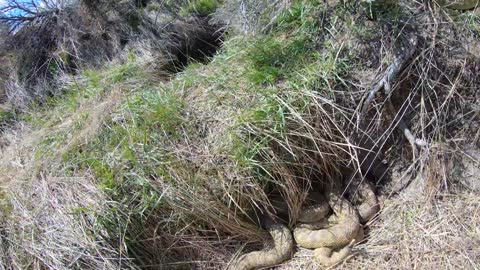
[
  {"left": 229, "top": 218, "right": 294, "bottom": 270},
  {"left": 294, "top": 193, "right": 361, "bottom": 249},
  {"left": 294, "top": 193, "right": 363, "bottom": 267},
  {"left": 231, "top": 183, "right": 379, "bottom": 269},
  {"left": 298, "top": 199, "right": 331, "bottom": 223},
  {"left": 312, "top": 228, "right": 364, "bottom": 267},
  {"left": 296, "top": 181, "right": 379, "bottom": 266},
  {"left": 349, "top": 180, "right": 379, "bottom": 223}
]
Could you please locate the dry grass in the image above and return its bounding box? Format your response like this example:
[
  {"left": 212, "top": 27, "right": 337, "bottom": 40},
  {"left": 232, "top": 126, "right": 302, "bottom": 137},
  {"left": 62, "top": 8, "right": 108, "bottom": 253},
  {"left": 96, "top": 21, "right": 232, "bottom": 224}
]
[
  {"left": 279, "top": 189, "right": 480, "bottom": 270},
  {"left": 0, "top": 120, "right": 127, "bottom": 268},
  {"left": 0, "top": 59, "right": 137, "bottom": 269},
  {"left": 0, "top": 174, "right": 137, "bottom": 269},
  {"left": 0, "top": 0, "right": 479, "bottom": 269},
  {"left": 276, "top": 2, "right": 480, "bottom": 269},
  {"left": 215, "top": 0, "right": 292, "bottom": 34},
  {"left": 347, "top": 190, "right": 480, "bottom": 269}
]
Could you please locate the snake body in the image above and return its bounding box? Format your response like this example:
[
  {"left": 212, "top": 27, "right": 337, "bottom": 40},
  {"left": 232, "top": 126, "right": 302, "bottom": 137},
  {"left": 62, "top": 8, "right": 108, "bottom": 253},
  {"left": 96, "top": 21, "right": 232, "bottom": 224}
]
[
  {"left": 232, "top": 183, "right": 379, "bottom": 269},
  {"left": 350, "top": 180, "right": 379, "bottom": 223},
  {"left": 293, "top": 193, "right": 372, "bottom": 267},
  {"left": 313, "top": 246, "right": 353, "bottom": 267},
  {"left": 298, "top": 202, "right": 331, "bottom": 223},
  {"left": 312, "top": 226, "right": 365, "bottom": 267},
  {"left": 294, "top": 193, "right": 361, "bottom": 249},
  {"left": 313, "top": 228, "right": 364, "bottom": 267},
  {"left": 230, "top": 221, "right": 293, "bottom": 270}
]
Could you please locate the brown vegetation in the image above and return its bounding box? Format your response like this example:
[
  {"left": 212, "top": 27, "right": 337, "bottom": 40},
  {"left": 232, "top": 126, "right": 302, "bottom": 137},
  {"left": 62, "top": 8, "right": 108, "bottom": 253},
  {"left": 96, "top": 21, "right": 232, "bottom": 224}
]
[{"left": 0, "top": 0, "right": 479, "bottom": 269}]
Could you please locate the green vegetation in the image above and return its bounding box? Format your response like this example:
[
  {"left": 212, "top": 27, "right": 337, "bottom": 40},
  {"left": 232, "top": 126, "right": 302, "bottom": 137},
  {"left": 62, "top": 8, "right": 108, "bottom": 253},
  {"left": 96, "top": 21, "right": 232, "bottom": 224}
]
[
  {"left": 180, "top": 0, "right": 222, "bottom": 16},
  {"left": 2, "top": 0, "right": 383, "bottom": 266},
  {"left": 0, "top": 108, "right": 16, "bottom": 128},
  {"left": 361, "top": 0, "right": 401, "bottom": 19},
  {"left": 1, "top": 0, "right": 480, "bottom": 269},
  {"left": 145, "top": 2, "right": 161, "bottom": 12},
  {"left": 457, "top": 11, "right": 480, "bottom": 36},
  {"left": 52, "top": 2, "right": 361, "bottom": 264}
]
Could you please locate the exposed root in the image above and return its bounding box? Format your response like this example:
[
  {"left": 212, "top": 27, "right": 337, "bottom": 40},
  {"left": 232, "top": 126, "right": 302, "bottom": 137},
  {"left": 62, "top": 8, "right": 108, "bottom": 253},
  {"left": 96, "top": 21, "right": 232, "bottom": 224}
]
[
  {"left": 360, "top": 35, "right": 418, "bottom": 119},
  {"left": 360, "top": 33, "right": 427, "bottom": 157},
  {"left": 384, "top": 98, "right": 427, "bottom": 160}
]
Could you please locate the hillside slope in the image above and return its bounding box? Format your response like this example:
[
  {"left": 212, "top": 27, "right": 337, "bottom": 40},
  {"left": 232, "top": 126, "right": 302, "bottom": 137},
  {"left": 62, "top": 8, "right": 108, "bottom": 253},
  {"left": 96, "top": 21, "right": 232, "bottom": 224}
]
[{"left": 1, "top": 0, "right": 480, "bottom": 269}]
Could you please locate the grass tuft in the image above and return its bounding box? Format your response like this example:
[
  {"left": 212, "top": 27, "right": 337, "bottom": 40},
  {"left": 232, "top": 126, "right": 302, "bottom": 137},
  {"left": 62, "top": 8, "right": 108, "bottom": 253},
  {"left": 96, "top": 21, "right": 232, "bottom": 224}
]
[{"left": 181, "top": 0, "right": 222, "bottom": 16}]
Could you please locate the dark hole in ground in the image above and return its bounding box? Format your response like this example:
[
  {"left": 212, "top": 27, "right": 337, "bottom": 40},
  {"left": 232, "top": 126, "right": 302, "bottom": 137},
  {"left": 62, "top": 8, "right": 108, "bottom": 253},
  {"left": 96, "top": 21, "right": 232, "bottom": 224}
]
[
  {"left": 136, "top": 0, "right": 148, "bottom": 8},
  {"left": 163, "top": 15, "right": 225, "bottom": 72}
]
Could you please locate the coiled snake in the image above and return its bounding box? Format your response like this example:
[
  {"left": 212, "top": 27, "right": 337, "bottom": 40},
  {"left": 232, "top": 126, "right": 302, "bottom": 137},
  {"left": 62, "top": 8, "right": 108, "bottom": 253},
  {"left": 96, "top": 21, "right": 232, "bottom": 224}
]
[
  {"left": 229, "top": 218, "right": 294, "bottom": 270},
  {"left": 230, "top": 181, "right": 379, "bottom": 269},
  {"left": 294, "top": 193, "right": 363, "bottom": 267}
]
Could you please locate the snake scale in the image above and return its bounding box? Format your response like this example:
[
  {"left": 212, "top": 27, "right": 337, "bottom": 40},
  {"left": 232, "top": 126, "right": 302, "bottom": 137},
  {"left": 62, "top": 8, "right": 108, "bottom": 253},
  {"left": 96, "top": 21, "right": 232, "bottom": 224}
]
[
  {"left": 230, "top": 181, "right": 379, "bottom": 269},
  {"left": 229, "top": 220, "right": 294, "bottom": 270},
  {"left": 349, "top": 180, "right": 380, "bottom": 223}
]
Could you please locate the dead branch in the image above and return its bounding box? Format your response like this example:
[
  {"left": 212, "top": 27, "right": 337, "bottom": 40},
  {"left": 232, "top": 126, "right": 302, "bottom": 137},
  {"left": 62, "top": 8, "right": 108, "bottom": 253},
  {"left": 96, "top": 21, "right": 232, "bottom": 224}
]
[
  {"left": 360, "top": 35, "right": 418, "bottom": 118},
  {"left": 0, "top": 0, "right": 76, "bottom": 31},
  {"left": 360, "top": 34, "right": 427, "bottom": 155}
]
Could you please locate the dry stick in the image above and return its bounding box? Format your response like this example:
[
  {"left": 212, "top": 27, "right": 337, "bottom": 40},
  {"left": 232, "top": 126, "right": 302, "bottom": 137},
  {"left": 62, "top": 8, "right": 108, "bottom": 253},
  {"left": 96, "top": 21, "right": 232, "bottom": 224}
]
[
  {"left": 360, "top": 35, "right": 427, "bottom": 159},
  {"left": 360, "top": 35, "right": 418, "bottom": 118}
]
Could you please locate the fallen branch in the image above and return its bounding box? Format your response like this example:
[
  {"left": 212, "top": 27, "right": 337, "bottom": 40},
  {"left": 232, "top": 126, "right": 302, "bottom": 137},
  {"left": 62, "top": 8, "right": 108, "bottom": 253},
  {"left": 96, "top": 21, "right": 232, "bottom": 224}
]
[
  {"left": 360, "top": 34, "right": 427, "bottom": 154},
  {"left": 360, "top": 35, "right": 418, "bottom": 118},
  {"left": 384, "top": 100, "right": 428, "bottom": 150}
]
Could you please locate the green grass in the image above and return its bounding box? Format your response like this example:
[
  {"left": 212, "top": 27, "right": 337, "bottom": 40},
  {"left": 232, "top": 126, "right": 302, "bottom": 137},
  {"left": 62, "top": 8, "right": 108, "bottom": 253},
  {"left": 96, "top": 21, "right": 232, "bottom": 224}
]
[
  {"left": 15, "top": 0, "right": 356, "bottom": 256},
  {"left": 0, "top": 0, "right": 385, "bottom": 267},
  {"left": 246, "top": 1, "right": 324, "bottom": 85},
  {"left": 180, "top": 0, "right": 221, "bottom": 16},
  {"left": 2, "top": 0, "right": 480, "bottom": 268},
  {"left": 456, "top": 11, "right": 480, "bottom": 36},
  {"left": 0, "top": 109, "right": 16, "bottom": 129},
  {"left": 361, "top": 0, "right": 402, "bottom": 20},
  {"left": 5, "top": 4, "right": 468, "bottom": 270},
  {"left": 145, "top": 3, "right": 161, "bottom": 12}
]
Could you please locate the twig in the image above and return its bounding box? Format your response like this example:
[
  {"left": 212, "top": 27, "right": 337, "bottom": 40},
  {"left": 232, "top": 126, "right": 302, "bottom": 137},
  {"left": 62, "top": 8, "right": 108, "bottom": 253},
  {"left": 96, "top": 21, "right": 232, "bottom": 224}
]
[
  {"left": 360, "top": 35, "right": 418, "bottom": 118},
  {"left": 360, "top": 34, "right": 427, "bottom": 154},
  {"left": 384, "top": 99, "right": 427, "bottom": 162}
]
